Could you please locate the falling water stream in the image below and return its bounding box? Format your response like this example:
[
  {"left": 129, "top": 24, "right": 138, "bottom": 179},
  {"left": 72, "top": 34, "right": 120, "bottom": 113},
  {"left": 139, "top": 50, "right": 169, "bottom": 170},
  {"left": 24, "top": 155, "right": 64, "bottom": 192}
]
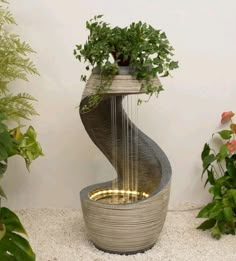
[{"left": 110, "top": 95, "right": 139, "bottom": 203}]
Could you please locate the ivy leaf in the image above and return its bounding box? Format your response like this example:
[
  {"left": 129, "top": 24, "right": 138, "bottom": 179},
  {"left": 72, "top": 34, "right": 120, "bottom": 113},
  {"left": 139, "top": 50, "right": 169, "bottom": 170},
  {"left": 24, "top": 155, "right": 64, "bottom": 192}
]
[
  {"left": 156, "top": 65, "right": 163, "bottom": 73},
  {"left": 169, "top": 61, "right": 179, "bottom": 70},
  {"left": 76, "top": 44, "right": 82, "bottom": 50},
  {"left": 76, "top": 55, "right": 81, "bottom": 61},
  {"left": 216, "top": 130, "right": 233, "bottom": 140},
  {"left": 157, "top": 85, "right": 164, "bottom": 93},
  {"left": 80, "top": 75, "right": 87, "bottom": 82},
  {"left": 161, "top": 71, "right": 169, "bottom": 77},
  {"left": 197, "top": 219, "right": 216, "bottom": 230},
  {"left": 137, "top": 99, "right": 142, "bottom": 105}
]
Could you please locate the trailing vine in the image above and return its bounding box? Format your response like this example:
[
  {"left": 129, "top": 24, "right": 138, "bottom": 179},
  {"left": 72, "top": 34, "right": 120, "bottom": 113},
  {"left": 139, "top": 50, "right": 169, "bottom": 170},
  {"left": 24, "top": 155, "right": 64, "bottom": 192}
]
[{"left": 74, "top": 15, "right": 178, "bottom": 112}]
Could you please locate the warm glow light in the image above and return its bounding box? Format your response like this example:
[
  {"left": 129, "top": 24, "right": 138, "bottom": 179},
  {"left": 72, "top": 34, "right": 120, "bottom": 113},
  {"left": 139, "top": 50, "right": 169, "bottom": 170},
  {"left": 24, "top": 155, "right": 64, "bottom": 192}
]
[{"left": 90, "top": 189, "right": 149, "bottom": 200}]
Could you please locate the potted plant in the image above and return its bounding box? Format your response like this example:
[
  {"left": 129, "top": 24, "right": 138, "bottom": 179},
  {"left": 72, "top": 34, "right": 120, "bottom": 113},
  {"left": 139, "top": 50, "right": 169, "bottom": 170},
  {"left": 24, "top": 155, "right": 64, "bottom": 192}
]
[
  {"left": 74, "top": 15, "right": 178, "bottom": 112},
  {"left": 197, "top": 111, "right": 236, "bottom": 239},
  {"left": 75, "top": 16, "right": 178, "bottom": 254},
  {"left": 0, "top": 1, "right": 43, "bottom": 259}
]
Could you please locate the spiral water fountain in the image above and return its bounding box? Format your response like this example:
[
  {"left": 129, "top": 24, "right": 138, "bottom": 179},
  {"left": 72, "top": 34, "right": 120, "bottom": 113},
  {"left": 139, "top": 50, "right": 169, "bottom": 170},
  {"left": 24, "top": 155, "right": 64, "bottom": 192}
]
[{"left": 80, "top": 66, "right": 172, "bottom": 254}]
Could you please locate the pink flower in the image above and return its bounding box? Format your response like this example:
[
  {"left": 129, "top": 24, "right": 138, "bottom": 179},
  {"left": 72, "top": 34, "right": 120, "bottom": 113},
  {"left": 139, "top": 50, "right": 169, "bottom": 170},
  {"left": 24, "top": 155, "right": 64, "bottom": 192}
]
[
  {"left": 226, "top": 140, "right": 236, "bottom": 153},
  {"left": 221, "top": 111, "right": 235, "bottom": 124}
]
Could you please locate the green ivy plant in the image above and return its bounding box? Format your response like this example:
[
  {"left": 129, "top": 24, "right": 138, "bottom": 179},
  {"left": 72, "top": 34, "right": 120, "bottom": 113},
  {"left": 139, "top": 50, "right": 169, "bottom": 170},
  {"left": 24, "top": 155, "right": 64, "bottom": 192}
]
[
  {"left": 0, "top": 1, "right": 43, "bottom": 259},
  {"left": 74, "top": 15, "right": 178, "bottom": 113},
  {"left": 197, "top": 111, "right": 236, "bottom": 239}
]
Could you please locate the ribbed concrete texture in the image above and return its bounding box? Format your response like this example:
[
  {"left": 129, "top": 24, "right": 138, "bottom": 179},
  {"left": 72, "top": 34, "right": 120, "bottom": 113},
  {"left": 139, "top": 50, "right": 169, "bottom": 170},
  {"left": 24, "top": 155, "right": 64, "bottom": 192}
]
[
  {"left": 79, "top": 67, "right": 172, "bottom": 253},
  {"left": 16, "top": 208, "right": 236, "bottom": 261}
]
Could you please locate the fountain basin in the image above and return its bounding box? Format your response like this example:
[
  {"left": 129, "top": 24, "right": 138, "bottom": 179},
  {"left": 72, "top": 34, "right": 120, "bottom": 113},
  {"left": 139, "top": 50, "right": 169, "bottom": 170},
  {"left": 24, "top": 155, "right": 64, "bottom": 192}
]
[{"left": 80, "top": 179, "right": 171, "bottom": 254}]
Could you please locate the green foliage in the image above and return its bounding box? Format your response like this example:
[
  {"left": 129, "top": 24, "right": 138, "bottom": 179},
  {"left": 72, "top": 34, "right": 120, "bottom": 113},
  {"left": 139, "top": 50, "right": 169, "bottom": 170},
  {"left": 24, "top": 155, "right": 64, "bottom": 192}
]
[
  {"left": 0, "top": 115, "right": 14, "bottom": 175},
  {"left": 0, "top": 93, "right": 38, "bottom": 121},
  {"left": 0, "top": 1, "right": 15, "bottom": 27},
  {"left": 0, "top": 113, "right": 43, "bottom": 197},
  {"left": 0, "top": 207, "right": 35, "bottom": 260},
  {"left": 74, "top": 15, "right": 178, "bottom": 112},
  {"left": 16, "top": 125, "right": 44, "bottom": 170},
  {"left": 0, "top": 1, "right": 42, "bottom": 258},
  {"left": 197, "top": 112, "right": 236, "bottom": 239},
  {"left": 215, "top": 130, "right": 233, "bottom": 140},
  {"left": 0, "top": 0, "right": 39, "bottom": 122}
]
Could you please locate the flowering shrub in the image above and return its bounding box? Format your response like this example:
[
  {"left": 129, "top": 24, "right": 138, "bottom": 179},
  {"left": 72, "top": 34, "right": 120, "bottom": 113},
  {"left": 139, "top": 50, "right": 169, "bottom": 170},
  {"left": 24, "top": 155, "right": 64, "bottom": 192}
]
[{"left": 197, "top": 111, "right": 236, "bottom": 239}]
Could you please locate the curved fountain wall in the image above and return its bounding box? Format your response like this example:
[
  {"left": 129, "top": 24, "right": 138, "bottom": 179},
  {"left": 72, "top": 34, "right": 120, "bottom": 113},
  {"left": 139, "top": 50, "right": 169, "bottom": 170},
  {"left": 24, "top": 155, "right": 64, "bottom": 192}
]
[{"left": 80, "top": 67, "right": 172, "bottom": 254}]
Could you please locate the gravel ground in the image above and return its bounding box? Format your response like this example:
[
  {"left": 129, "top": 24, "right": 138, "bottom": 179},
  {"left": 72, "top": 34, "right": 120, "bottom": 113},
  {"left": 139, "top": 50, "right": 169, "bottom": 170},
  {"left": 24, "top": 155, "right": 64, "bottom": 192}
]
[{"left": 16, "top": 208, "right": 236, "bottom": 261}]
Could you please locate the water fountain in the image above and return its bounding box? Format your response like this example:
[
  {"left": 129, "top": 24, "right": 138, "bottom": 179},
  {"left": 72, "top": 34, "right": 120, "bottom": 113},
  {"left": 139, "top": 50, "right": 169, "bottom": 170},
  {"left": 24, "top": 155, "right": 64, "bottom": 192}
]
[{"left": 80, "top": 66, "right": 172, "bottom": 254}]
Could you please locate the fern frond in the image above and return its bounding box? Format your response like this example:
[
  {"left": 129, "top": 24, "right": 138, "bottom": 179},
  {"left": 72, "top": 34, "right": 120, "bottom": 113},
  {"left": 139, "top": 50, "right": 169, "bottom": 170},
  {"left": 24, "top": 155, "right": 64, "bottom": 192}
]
[
  {"left": 0, "top": 67, "right": 28, "bottom": 81},
  {"left": 13, "top": 39, "right": 35, "bottom": 54},
  {"left": 16, "top": 58, "right": 39, "bottom": 75},
  {"left": 0, "top": 8, "right": 16, "bottom": 26},
  {"left": 0, "top": 80, "right": 8, "bottom": 94},
  {"left": 0, "top": 37, "right": 39, "bottom": 82},
  {"left": 0, "top": 93, "right": 38, "bottom": 121},
  {"left": 0, "top": 1, "right": 39, "bottom": 123},
  {"left": 1, "top": 57, "right": 39, "bottom": 75},
  {"left": 16, "top": 92, "right": 37, "bottom": 101}
]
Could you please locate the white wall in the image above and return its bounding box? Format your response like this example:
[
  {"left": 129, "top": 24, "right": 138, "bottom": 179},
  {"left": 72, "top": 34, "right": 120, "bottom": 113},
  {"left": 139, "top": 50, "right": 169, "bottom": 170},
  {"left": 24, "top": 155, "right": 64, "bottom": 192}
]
[{"left": 2, "top": 0, "right": 236, "bottom": 209}]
